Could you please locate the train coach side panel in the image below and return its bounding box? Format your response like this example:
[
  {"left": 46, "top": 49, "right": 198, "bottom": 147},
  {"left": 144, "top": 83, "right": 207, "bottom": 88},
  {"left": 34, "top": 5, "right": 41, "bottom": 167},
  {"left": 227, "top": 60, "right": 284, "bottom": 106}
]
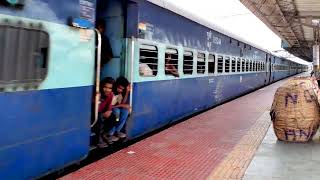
[
  {"left": 0, "top": 87, "right": 92, "bottom": 179},
  {"left": 0, "top": 0, "right": 96, "bottom": 178},
  {"left": 126, "top": 72, "right": 266, "bottom": 139}
]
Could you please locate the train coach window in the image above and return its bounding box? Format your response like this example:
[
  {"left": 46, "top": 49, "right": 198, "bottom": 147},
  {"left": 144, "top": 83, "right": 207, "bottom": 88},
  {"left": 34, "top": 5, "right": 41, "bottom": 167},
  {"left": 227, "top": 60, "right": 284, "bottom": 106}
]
[
  {"left": 251, "top": 61, "right": 255, "bottom": 71},
  {"left": 139, "top": 44, "right": 158, "bottom": 76},
  {"left": 246, "top": 60, "right": 249, "bottom": 72},
  {"left": 197, "top": 53, "right": 206, "bottom": 74},
  {"left": 208, "top": 54, "right": 215, "bottom": 74},
  {"left": 165, "top": 48, "right": 179, "bottom": 77},
  {"left": 231, "top": 58, "right": 236, "bottom": 72},
  {"left": 237, "top": 58, "right": 241, "bottom": 72},
  {"left": 242, "top": 59, "right": 246, "bottom": 72},
  {"left": 183, "top": 51, "right": 193, "bottom": 75},
  {"left": 225, "top": 57, "right": 230, "bottom": 73},
  {"left": 0, "top": 25, "right": 49, "bottom": 87},
  {"left": 253, "top": 61, "right": 255, "bottom": 71},
  {"left": 258, "top": 62, "right": 261, "bottom": 71},
  {"left": 218, "top": 56, "right": 223, "bottom": 73}
]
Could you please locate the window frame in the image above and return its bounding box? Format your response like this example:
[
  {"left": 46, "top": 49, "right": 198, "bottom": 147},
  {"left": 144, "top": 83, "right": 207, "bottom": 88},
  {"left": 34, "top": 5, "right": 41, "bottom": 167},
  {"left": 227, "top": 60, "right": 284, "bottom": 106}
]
[
  {"left": 139, "top": 44, "right": 159, "bottom": 77},
  {"left": 183, "top": 49, "right": 194, "bottom": 75},
  {"left": 246, "top": 59, "right": 250, "bottom": 72},
  {"left": 242, "top": 59, "right": 246, "bottom": 72},
  {"left": 231, "top": 57, "right": 236, "bottom": 73},
  {"left": 165, "top": 48, "right": 179, "bottom": 77},
  {"left": 217, "top": 55, "right": 224, "bottom": 74},
  {"left": 208, "top": 53, "right": 215, "bottom": 74},
  {"left": 197, "top": 52, "right": 206, "bottom": 74},
  {"left": 237, "top": 58, "right": 241, "bottom": 72},
  {"left": 224, "top": 56, "right": 230, "bottom": 73}
]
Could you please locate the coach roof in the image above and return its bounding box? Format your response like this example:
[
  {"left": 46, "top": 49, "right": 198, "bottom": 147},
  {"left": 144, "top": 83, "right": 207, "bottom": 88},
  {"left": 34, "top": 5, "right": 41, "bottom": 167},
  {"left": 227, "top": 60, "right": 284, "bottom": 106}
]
[{"left": 146, "top": 0, "right": 271, "bottom": 54}]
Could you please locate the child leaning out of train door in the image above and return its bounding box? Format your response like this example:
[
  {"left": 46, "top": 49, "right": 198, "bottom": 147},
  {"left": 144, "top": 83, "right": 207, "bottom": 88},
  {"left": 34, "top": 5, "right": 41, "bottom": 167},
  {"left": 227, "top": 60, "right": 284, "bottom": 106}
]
[
  {"left": 106, "top": 76, "right": 131, "bottom": 144},
  {"left": 97, "top": 77, "right": 117, "bottom": 148}
]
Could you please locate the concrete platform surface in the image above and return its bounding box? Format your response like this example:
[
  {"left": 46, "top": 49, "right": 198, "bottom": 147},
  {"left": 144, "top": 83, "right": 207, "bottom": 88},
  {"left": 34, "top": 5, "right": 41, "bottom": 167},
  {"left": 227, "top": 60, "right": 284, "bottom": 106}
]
[{"left": 244, "top": 125, "right": 320, "bottom": 180}]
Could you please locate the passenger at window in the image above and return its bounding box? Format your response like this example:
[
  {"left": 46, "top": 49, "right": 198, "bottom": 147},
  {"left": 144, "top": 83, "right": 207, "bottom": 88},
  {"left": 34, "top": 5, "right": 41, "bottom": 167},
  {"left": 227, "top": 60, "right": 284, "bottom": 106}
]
[
  {"left": 97, "top": 77, "right": 116, "bottom": 147},
  {"left": 139, "top": 63, "right": 154, "bottom": 76},
  {"left": 165, "top": 54, "right": 180, "bottom": 77},
  {"left": 96, "top": 19, "right": 113, "bottom": 66},
  {"left": 106, "top": 77, "right": 131, "bottom": 143}
]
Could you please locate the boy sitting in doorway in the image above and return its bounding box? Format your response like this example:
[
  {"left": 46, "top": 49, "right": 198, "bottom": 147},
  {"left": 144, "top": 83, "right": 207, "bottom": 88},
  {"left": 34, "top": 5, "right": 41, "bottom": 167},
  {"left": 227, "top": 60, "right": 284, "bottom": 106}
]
[
  {"left": 97, "top": 77, "right": 116, "bottom": 147},
  {"left": 106, "top": 76, "right": 131, "bottom": 143}
]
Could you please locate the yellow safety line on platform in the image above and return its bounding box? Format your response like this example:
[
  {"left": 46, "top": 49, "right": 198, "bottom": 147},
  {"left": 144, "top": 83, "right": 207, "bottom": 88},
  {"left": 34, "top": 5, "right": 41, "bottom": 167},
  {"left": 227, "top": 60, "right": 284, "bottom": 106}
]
[{"left": 207, "top": 111, "right": 271, "bottom": 180}]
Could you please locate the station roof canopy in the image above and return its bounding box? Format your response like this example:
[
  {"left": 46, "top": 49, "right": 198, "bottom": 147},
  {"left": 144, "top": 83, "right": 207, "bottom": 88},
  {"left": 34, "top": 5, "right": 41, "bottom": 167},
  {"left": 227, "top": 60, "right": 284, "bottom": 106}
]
[{"left": 240, "top": 0, "right": 320, "bottom": 62}]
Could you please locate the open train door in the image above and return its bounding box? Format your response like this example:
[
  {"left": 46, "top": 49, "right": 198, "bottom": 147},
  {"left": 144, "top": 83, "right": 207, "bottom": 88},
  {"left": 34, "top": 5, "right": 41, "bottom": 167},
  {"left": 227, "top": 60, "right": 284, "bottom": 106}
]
[
  {"left": 90, "top": 0, "right": 136, "bottom": 147},
  {"left": 265, "top": 54, "right": 272, "bottom": 84},
  {"left": 90, "top": 0, "right": 128, "bottom": 147}
]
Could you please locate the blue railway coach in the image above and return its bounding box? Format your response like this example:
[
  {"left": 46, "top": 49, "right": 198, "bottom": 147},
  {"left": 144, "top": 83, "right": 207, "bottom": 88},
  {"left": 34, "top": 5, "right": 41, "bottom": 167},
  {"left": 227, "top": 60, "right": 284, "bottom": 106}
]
[{"left": 0, "top": 0, "right": 307, "bottom": 179}]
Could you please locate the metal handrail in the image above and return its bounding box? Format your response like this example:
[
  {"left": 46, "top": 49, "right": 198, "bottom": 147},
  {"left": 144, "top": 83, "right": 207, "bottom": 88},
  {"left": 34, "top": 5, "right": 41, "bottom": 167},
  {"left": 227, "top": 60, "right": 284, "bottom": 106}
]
[
  {"left": 91, "top": 29, "right": 102, "bottom": 128},
  {"left": 129, "top": 37, "right": 135, "bottom": 112}
]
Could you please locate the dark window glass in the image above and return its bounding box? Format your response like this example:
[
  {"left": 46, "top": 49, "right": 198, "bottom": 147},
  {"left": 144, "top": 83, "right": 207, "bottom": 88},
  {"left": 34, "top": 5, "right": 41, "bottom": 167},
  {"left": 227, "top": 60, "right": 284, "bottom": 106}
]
[
  {"left": 242, "top": 59, "right": 245, "bottom": 72},
  {"left": 246, "top": 60, "right": 249, "bottom": 72},
  {"left": 208, "top": 54, "right": 215, "bottom": 74},
  {"left": 231, "top": 58, "right": 236, "bottom": 72},
  {"left": 0, "top": 25, "right": 49, "bottom": 88},
  {"left": 225, "top": 57, "right": 230, "bottom": 73},
  {"left": 218, "top": 56, "right": 223, "bottom": 73}
]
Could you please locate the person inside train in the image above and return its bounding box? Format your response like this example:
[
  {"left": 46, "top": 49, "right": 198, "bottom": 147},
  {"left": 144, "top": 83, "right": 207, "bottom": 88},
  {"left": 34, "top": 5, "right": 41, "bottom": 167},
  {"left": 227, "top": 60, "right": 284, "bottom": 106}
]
[
  {"left": 97, "top": 77, "right": 117, "bottom": 147},
  {"left": 139, "top": 63, "right": 154, "bottom": 76},
  {"left": 106, "top": 77, "right": 131, "bottom": 143},
  {"left": 96, "top": 19, "right": 113, "bottom": 67},
  {"left": 165, "top": 54, "right": 180, "bottom": 77}
]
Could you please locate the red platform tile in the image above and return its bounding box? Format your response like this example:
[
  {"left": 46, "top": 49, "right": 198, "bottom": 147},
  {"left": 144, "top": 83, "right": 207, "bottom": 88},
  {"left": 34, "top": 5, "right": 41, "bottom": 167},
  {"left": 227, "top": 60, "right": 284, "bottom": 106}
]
[{"left": 61, "top": 78, "right": 289, "bottom": 180}]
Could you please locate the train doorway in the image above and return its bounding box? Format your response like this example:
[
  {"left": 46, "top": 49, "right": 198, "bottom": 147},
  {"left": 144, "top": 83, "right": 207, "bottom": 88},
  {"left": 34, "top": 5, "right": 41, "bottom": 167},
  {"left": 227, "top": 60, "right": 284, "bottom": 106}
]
[
  {"left": 91, "top": 0, "right": 132, "bottom": 148},
  {"left": 266, "top": 54, "right": 272, "bottom": 84},
  {"left": 96, "top": 0, "right": 126, "bottom": 79}
]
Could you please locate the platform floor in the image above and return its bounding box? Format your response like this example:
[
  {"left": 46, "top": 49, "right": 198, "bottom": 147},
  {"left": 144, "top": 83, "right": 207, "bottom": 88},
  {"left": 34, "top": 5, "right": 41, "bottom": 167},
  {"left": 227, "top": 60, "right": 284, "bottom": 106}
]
[
  {"left": 243, "top": 125, "right": 320, "bottom": 180},
  {"left": 61, "top": 75, "right": 311, "bottom": 180}
]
